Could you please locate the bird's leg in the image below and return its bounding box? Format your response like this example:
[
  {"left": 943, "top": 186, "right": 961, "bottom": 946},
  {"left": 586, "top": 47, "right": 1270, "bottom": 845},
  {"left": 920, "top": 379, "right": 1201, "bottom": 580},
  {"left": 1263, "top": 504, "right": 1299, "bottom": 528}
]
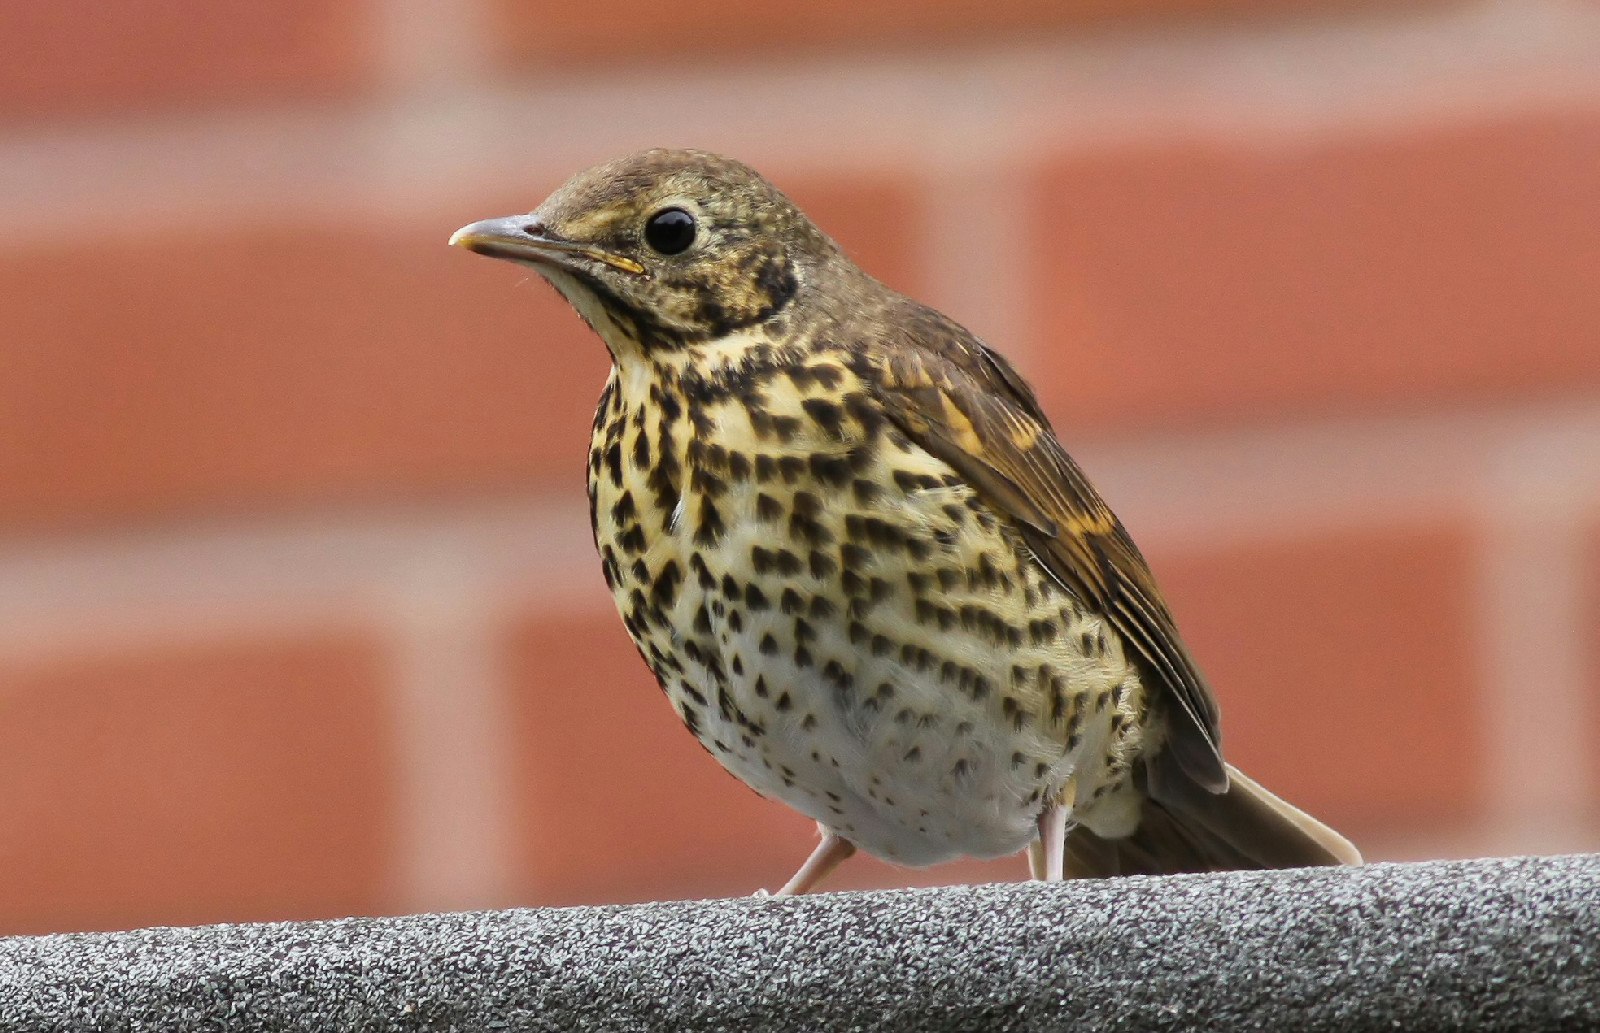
[
  {"left": 1026, "top": 838, "right": 1047, "bottom": 881},
  {"left": 1028, "top": 780, "right": 1075, "bottom": 881},
  {"left": 771, "top": 826, "right": 856, "bottom": 896}
]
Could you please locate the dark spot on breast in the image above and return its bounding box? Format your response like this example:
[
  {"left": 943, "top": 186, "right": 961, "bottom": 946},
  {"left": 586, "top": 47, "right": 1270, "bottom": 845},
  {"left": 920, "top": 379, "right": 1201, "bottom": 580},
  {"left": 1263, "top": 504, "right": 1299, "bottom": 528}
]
[
  {"left": 604, "top": 443, "right": 623, "bottom": 486},
  {"left": 690, "top": 466, "right": 727, "bottom": 498},
  {"left": 689, "top": 553, "right": 717, "bottom": 590},
  {"left": 650, "top": 384, "right": 682, "bottom": 420},
  {"left": 616, "top": 525, "right": 647, "bottom": 554},
  {"left": 841, "top": 391, "right": 882, "bottom": 435},
  {"left": 813, "top": 365, "right": 843, "bottom": 390},
  {"left": 771, "top": 415, "right": 802, "bottom": 442},
  {"left": 892, "top": 469, "right": 941, "bottom": 493},
  {"left": 801, "top": 397, "right": 845, "bottom": 438},
  {"left": 788, "top": 509, "right": 832, "bottom": 547},
  {"left": 808, "top": 453, "right": 852, "bottom": 486},
  {"left": 609, "top": 491, "right": 636, "bottom": 526},
  {"left": 914, "top": 599, "right": 956, "bottom": 632},
  {"left": 694, "top": 500, "right": 725, "bottom": 546}
]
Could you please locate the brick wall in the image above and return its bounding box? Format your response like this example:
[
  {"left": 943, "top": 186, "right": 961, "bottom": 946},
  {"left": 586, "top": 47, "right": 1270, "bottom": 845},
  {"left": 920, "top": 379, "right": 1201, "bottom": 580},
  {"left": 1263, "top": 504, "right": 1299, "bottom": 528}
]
[{"left": 2, "top": 0, "right": 1597, "bottom": 935}]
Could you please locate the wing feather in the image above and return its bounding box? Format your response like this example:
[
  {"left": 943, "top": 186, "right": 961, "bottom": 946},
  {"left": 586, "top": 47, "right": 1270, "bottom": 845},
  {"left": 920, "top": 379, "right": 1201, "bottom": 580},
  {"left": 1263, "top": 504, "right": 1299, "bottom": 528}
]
[{"left": 862, "top": 304, "right": 1227, "bottom": 791}]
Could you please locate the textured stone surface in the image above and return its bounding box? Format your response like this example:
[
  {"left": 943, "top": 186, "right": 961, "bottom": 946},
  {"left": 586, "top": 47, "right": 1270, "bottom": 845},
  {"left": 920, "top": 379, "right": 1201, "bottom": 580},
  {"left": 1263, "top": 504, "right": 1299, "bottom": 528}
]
[{"left": 0, "top": 855, "right": 1594, "bottom": 1032}]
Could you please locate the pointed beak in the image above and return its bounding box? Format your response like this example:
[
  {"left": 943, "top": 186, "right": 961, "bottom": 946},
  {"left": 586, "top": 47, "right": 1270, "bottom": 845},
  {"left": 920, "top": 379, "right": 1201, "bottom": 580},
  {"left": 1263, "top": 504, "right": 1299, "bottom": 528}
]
[{"left": 448, "top": 216, "right": 646, "bottom": 275}]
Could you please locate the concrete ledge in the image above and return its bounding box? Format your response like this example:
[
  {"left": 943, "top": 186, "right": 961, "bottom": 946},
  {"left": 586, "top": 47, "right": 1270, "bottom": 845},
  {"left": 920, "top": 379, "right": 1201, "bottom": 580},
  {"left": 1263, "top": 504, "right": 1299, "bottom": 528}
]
[{"left": 0, "top": 854, "right": 1595, "bottom": 1032}]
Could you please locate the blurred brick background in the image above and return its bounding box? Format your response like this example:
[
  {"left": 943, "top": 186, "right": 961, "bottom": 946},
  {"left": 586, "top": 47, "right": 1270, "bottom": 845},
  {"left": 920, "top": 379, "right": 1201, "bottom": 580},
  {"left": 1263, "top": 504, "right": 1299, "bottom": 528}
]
[{"left": 1, "top": 0, "right": 1597, "bottom": 936}]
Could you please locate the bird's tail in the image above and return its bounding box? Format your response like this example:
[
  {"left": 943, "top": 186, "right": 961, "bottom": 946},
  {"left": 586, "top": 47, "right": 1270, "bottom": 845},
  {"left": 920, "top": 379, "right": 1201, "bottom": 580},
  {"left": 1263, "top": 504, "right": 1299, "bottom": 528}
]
[{"left": 1063, "top": 763, "right": 1362, "bottom": 877}]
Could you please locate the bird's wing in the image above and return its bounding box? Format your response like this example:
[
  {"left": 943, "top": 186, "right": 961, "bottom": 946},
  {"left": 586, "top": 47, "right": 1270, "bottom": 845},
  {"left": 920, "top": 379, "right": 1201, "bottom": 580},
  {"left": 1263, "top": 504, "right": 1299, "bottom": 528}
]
[{"left": 860, "top": 304, "right": 1227, "bottom": 792}]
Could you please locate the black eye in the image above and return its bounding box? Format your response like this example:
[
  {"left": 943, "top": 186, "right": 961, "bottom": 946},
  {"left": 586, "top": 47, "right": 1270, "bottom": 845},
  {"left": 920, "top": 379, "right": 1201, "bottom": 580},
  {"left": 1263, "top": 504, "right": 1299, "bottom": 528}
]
[{"left": 644, "top": 207, "right": 696, "bottom": 255}]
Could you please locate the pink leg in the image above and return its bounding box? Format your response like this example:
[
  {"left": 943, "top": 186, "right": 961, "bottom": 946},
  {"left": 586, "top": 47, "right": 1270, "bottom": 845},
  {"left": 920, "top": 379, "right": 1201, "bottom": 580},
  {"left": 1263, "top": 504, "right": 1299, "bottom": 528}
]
[
  {"left": 1028, "top": 802, "right": 1069, "bottom": 882},
  {"left": 773, "top": 827, "right": 856, "bottom": 896}
]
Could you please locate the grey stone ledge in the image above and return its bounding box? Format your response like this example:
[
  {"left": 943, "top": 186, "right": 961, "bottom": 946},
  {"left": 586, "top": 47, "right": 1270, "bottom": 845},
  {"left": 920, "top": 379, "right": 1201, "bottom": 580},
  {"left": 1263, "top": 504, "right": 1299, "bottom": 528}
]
[{"left": 1, "top": 854, "right": 1596, "bottom": 1032}]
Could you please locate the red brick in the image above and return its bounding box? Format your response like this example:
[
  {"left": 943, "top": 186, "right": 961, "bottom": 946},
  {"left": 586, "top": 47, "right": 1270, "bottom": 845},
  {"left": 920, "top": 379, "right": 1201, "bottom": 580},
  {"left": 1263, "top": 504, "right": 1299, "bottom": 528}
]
[
  {"left": 1147, "top": 521, "right": 1481, "bottom": 841},
  {"left": 490, "top": 0, "right": 1426, "bottom": 68},
  {"left": 0, "top": 173, "right": 916, "bottom": 532},
  {"left": 1027, "top": 111, "right": 1600, "bottom": 432},
  {"left": 0, "top": 1, "right": 368, "bottom": 123},
  {"left": 0, "top": 632, "right": 395, "bottom": 935},
  {"left": 507, "top": 611, "right": 1022, "bottom": 903}
]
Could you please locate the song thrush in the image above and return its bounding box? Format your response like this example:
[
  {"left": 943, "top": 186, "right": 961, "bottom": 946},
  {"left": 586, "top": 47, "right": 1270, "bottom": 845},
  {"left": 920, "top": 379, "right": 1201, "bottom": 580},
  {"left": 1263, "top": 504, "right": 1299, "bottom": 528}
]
[{"left": 451, "top": 149, "right": 1361, "bottom": 895}]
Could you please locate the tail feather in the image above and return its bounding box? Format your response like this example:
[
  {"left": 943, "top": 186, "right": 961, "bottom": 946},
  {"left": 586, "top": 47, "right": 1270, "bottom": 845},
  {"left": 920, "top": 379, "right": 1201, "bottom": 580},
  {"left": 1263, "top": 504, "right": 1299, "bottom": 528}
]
[{"left": 1064, "top": 762, "right": 1362, "bottom": 878}]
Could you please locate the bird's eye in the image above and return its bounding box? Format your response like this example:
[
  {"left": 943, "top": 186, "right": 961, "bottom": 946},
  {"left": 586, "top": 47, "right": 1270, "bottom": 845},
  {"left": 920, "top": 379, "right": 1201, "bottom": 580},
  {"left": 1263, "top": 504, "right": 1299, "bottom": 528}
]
[{"left": 644, "top": 207, "right": 697, "bottom": 255}]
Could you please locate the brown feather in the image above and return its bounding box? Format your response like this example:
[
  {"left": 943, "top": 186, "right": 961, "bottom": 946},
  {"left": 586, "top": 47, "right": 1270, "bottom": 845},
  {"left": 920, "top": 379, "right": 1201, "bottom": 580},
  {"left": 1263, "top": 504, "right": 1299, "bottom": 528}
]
[
  {"left": 865, "top": 299, "right": 1227, "bottom": 793},
  {"left": 1064, "top": 764, "right": 1364, "bottom": 876}
]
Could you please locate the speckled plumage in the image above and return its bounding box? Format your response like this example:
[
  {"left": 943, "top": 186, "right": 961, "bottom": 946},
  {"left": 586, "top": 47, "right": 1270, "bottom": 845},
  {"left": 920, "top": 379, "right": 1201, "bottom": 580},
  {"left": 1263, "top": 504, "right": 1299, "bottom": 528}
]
[{"left": 452, "top": 149, "right": 1360, "bottom": 891}]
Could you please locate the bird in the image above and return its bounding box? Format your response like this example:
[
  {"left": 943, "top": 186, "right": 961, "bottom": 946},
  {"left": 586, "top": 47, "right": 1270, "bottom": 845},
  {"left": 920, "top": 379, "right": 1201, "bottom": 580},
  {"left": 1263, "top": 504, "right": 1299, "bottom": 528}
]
[{"left": 450, "top": 148, "right": 1362, "bottom": 895}]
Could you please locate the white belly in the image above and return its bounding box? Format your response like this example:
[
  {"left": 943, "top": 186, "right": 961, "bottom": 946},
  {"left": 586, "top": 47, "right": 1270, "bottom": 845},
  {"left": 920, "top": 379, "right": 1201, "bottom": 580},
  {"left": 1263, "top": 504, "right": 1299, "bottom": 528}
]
[{"left": 648, "top": 461, "right": 1141, "bottom": 867}]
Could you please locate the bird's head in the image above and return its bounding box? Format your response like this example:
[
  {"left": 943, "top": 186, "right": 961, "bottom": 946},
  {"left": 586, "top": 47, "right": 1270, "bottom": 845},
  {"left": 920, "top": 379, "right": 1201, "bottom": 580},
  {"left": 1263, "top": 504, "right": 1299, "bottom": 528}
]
[{"left": 451, "top": 149, "right": 841, "bottom": 359}]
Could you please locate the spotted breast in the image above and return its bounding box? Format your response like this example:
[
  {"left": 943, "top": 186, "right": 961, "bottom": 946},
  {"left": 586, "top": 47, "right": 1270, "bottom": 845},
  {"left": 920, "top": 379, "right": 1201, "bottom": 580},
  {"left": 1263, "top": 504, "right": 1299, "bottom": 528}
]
[{"left": 586, "top": 337, "right": 1149, "bottom": 866}]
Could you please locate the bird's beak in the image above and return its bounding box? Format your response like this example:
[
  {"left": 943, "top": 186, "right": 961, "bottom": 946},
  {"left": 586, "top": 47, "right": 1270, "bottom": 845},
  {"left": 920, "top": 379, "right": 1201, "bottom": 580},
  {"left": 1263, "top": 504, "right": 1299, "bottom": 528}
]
[{"left": 448, "top": 216, "right": 646, "bottom": 275}]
